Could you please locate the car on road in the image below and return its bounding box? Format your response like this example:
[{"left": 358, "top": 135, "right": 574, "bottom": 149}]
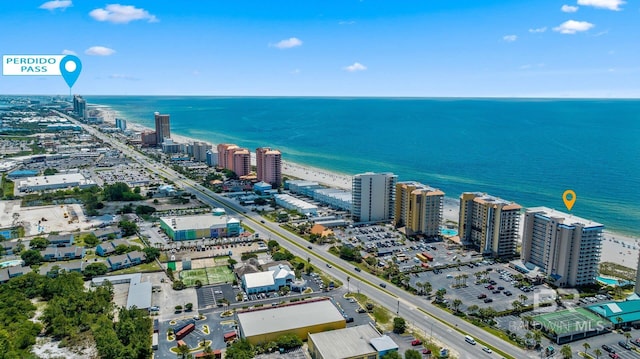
[
  {"left": 307, "top": 246, "right": 313, "bottom": 249},
  {"left": 601, "top": 344, "right": 615, "bottom": 353},
  {"left": 326, "top": 263, "right": 332, "bottom": 268},
  {"left": 482, "top": 346, "right": 492, "bottom": 353},
  {"left": 618, "top": 341, "right": 632, "bottom": 350},
  {"left": 260, "top": 220, "right": 265, "bottom": 223},
  {"left": 411, "top": 339, "right": 422, "bottom": 346},
  {"left": 354, "top": 267, "right": 361, "bottom": 272},
  {"left": 379, "top": 283, "right": 387, "bottom": 288}
]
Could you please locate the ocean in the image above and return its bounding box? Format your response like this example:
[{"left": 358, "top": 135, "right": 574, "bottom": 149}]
[{"left": 85, "top": 96, "right": 640, "bottom": 236}]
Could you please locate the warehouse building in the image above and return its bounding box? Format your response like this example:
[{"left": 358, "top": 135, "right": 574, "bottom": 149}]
[
  {"left": 15, "top": 173, "right": 96, "bottom": 193},
  {"left": 308, "top": 324, "right": 399, "bottom": 359},
  {"left": 160, "top": 213, "right": 242, "bottom": 241},
  {"left": 237, "top": 298, "right": 345, "bottom": 345}
]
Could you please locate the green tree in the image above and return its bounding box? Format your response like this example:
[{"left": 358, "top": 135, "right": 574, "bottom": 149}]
[
  {"left": 82, "top": 233, "right": 100, "bottom": 248},
  {"left": 339, "top": 245, "right": 362, "bottom": 262},
  {"left": 118, "top": 220, "right": 138, "bottom": 236},
  {"left": 177, "top": 342, "right": 190, "bottom": 358},
  {"left": 267, "top": 240, "right": 280, "bottom": 252},
  {"left": 28, "top": 237, "right": 49, "bottom": 250},
  {"left": 142, "top": 247, "right": 160, "bottom": 262},
  {"left": 593, "top": 348, "right": 602, "bottom": 359},
  {"left": 561, "top": 344, "right": 573, "bottom": 359},
  {"left": 582, "top": 342, "right": 590, "bottom": 356},
  {"left": 115, "top": 244, "right": 129, "bottom": 255},
  {"left": 83, "top": 263, "right": 109, "bottom": 279},
  {"left": 276, "top": 333, "right": 302, "bottom": 350},
  {"left": 404, "top": 349, "right": 422, "bottom": 359},
  {"left": 381, "top": 351, "right": 401, "bottom": 359},
  {"left": 392, "top": 317, "right": 406, "bottom": 334},
  {"left": 21, "top": 249, "right": 43, "bottom": 266},
  {"left": 452, "top": 299, "right": 463, "bottom": 313},
  {"left": 185, "top": 303, "right": 194, "bottom": 311}
]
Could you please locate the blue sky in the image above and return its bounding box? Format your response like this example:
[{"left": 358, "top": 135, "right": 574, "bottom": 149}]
[{"left": 1, "top": 0, "right": 638, "bottom": 97}]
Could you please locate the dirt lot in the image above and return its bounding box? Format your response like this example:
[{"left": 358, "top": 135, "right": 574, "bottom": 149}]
[{"left": 0, "top": 200, "right": 97, "bottom": 236}]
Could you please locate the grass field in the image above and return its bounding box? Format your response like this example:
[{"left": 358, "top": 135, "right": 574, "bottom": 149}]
[
  {"left": 534, "top": 308, "right": 608, "bottom": 335},
  {"left": 180, "top": 265, "right": 234, "bottom": 286}
]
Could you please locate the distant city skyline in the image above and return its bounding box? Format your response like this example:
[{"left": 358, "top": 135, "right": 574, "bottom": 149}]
[{"left": 1, "top": 0, "right": 638, "bottom": 97}]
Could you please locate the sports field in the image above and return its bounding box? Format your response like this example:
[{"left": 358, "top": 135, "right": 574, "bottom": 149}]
[
  {"left": 534, "top": 308, "right": 609, "bottom": 335},
  {"left": 180, "top": 265, "right": 235, "bottom": 286}
]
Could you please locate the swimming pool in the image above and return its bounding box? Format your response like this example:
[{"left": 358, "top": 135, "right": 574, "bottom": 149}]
[
  {"left": 596, "top": 276, "right": 634, "bottom": 287},
  {"left": 440, "top": 228, "right": 458, "bottom": 237},
  {"left": 0, "top": 259, "right": 24, "bottom": 269}
]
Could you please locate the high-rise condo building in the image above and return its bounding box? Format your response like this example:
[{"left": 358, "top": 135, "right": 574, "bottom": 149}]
[
  {"left": 459, "top": 192, "right": 521, "bottom": 258},
  {"left": 193, "top": 142, "right": 212, "bottom": 162},
  {"left": 154, "top": 112, "right": 171, "bottom": 145},
  {"left": 217, "top": 144, "right": 239, "bottom": 170},
  {"left": 72, "top": 95, "right": 86, "bottom": 119},
  {"left": 352, "top": 172, "right": 397, "bottom": 223},
  {"left": 394, "top": 181, "right": 444, "bottom": 238},
  {"left": 521, "top": 207, "right": 603, "bottom": 287},
  {"left": 232, "top": 148, "right": 251, "bottom": 177},
  {"left": 115, "top": 118, "right": 127, "bottom": 131},
  {"left": 256, "top": 147, "right": 282, "bottom": 188}
]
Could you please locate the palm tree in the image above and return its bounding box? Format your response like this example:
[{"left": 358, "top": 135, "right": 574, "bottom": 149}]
[
  {"left": 532, "top": 330, "right": 542, "bottom": 348},
  {"left": 519, "top": 294, "right": 528, "bottom": 304},
  {"left": 616, "top": 316, "right": 623, "bottom": 328},
  {"left": 467, "top": 304, "right": 479, "bottom": 314},
  {"left": 593, "top": 348, "right": 602, "bottom": 359},
  {"left": 624, "top": 331, "right": 632, "bottom": 344},
  {"left": 522, "top": 315, "right": 533, "bottom": 329},
  {"left": 423, "top": 282, "right": 432, "bottom": 296},
  {"left": 452, "top": 299, "right": 462, "bottom": 313},
  {"left": 462, "top": 274, "right": 469, "bottom": 286},
  {"left": 560, "top": 344, "right": 573, "bottom": 359},
  {"left": 512, "top": 300, "right": 522, "bottom": 312},
  {"left": 582, "top": 342, "right": 590, "bottom": 356},
  {"left": 415, "top": 282, "right": 423, "bottom": 295},
  {"left": 177, "top": 343, "right": 190, "bottom": 359}
]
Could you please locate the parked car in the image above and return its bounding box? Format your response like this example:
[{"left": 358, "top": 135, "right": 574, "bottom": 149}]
[
  {"left": 618, "top": 341, "right": 632, "bottom": 350},
  {"left": 609, "top": 353, "right": 620, "bottom": 359},
  {"left": 411, "top": 339, "right": 422, "bottom": 346},
  {"left": 497, "top": 286, "right": 505, "bottom": 290},
  {"left": 484, "top": 298, "right": 493, "bottom": 303},
  {"left": 478, "top": 294, "right": 487, "bottom": 299},
  {"left": 602, "top": 344, "right": 615, "bottom": 353},
  {"left": 492, "top": 290, "right": 501, "bottom": 294},
  {"left": 504, "top": 291, "right": 513, "bottom": 296},
  {"left": 356, "top": 308, "right": 366, "bottom": 313}
]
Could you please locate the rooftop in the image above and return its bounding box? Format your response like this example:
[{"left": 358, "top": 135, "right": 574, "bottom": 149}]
[
  {"left": 588, "top": 300, "right": 640, "bottom": 323},
  {"left": 243, "top": 271, "right": 275, "bottom": 288},
  {"left": 237, "top": 298, "right": 344, "bottom": 338},
  {"left": 527, "top": 207, "right": 603, "bottom": 229},
  {"left": 309, "top": 324, "right": 388, "bottom": 359},
  {"left": 160, "top": 213, "right": 238, "bottom": 231}
]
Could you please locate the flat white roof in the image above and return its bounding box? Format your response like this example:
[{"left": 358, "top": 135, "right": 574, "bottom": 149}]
[
  {"left": 160, "top": 214, "right": 236, "bottom": 231},
  {"left": 238, "top": 299, "right": 344, "bottom": 338},
  {"left": 527, "top": 206, "right": 603, "bottom": 228},
  {"left": 243, "top": 271, "right": 275, "bottom": 288},
  {"left": 17, "top": 173, "right": 95, "bottom": 189},
  {"left": 274, "top": 194, "right": 318, "bottom": 210},
  {"left": 309, "top": 324, "right": 384, "bottom": 359}
]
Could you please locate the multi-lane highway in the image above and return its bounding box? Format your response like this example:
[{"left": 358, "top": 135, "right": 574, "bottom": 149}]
[{"left": 57, "top": 110, "right": 536, "bottom": 359}]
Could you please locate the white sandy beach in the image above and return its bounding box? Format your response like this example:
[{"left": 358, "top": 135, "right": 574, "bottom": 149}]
[{"left": 98, "top": 107, "right": 640, "bottom": 270}]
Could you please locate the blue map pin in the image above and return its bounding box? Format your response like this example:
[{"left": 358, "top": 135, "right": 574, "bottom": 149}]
[{"left": 59, "top": 55, "right": 82, "bottom": 88}]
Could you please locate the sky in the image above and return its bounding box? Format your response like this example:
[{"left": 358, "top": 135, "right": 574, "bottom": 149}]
[{"left": 0, "top": 0, "right": 639, "bottom": 97}]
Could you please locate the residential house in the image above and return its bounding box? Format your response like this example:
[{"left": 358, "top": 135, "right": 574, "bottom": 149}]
[{"left": 47, "top": 234, "right": 74, "bottom": 247}]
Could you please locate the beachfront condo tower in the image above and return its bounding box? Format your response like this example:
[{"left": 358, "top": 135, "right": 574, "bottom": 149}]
[
  {"left": 73, "top": 95, "right": 86, "bottom": 120},
  {"left": 232, "top": 148, "right": 251, "bottom": 177},
  {"left": 256, "top": 147, "right": 282, "bottom": 188},
  {"left": 459, "top": 192, "right": 521, "bottom": 259},
  {"left": 394, "top": 181, "right": 444, "bottom": 238},
  {"left": 154, "top": 112, "right": 171, "bottom": 145},
  {"left": 352, "top": 172, "right": 397, "bottom": 223},
  {"left": 521, "top": 207, "right": 603, "bottom": 288},
  {"left": 217, "top": 143, "right": 239, "bottom": 170}
]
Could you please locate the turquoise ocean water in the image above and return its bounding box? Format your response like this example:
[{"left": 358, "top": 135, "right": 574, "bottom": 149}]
[{"left": 85, "top": 96, "right": 640, "bottom": 236}]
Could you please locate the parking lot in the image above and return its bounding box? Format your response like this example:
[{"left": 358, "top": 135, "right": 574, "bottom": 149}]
[{"left": 566, "top": 329, "right": 640, "bottom": 359}]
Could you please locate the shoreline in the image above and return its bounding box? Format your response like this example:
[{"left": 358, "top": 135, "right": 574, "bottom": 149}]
[{"left": 93, "top": 104, "right": 640, "bottom": 268}]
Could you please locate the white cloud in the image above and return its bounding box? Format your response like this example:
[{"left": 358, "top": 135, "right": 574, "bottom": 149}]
[
  {"left": 270, "top": 37, "right": 303, "bottom": 49},
  {"left": 503, "top": 35, "right": 518, "bottom": 42},
  {"left": 39, "top": 0, "right": 72, "bottom": 10},
  {"left": 61, "top": 49, "right": 76, "bottom": 55},
  {"left": 528, "top": 27, "right": 547, "bottom": 33},
  {"left": 553, "top": 20, "right": 594, "bottom": 34},
  {"left": 561, "top": 5, "right": 579, "bottom": 12},
  {"left": 577, "top": 0, "right": 625, "bottom": 10},
  {"left": 89, "top": 4, "right": 158, "bottom": 24},
  {"left": 344, "top": 62, "right": 367, "bottom": 72},
  {"left": 85, "top": 46, "right": 116, "bottom": 56},
  {"left": 109, "top": 74, "right": 139, "bottom": 81}
]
